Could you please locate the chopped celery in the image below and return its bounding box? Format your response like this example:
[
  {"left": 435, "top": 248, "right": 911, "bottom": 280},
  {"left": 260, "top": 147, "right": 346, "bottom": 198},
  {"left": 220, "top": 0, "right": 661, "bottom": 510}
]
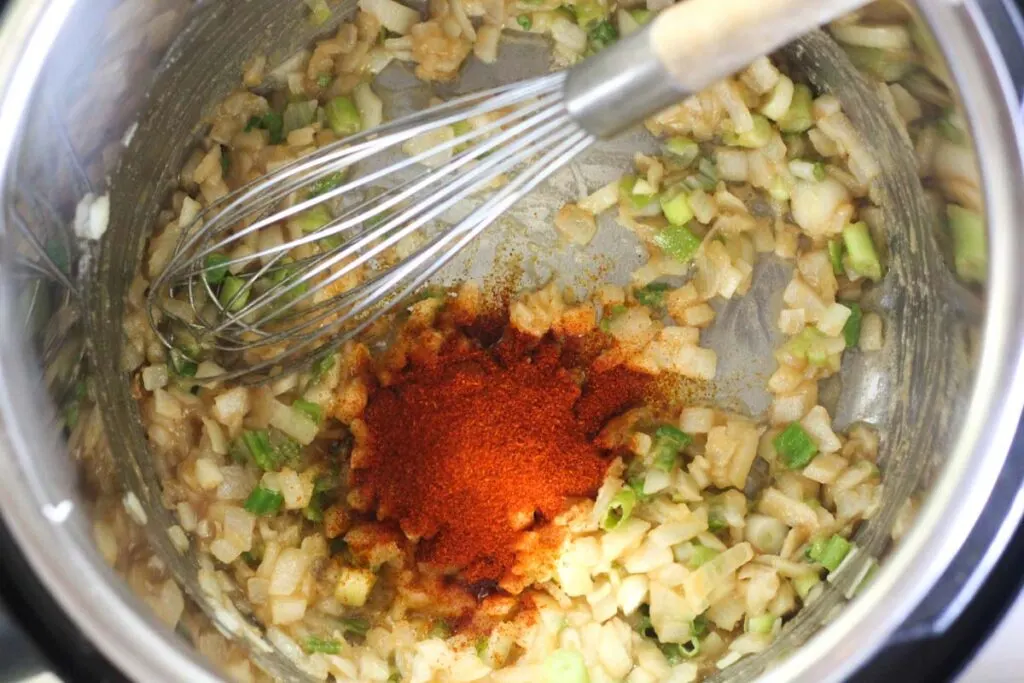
[
  {"left": 746, "top": 614, "right": 778, "bottom": 634},
  {"left": 659, "top": 189, "right": 694, "bottom": 226},
  {"left": 842, "top": 222, "right": 883, "bottom": 281},
  {"left": 516, "top": 14, "right": 532, "bottom": 30},
  {"left": 204, "top": 252, "right": 230, "bottom": 285},
  {"left": 947, "top": 204, "right": 986, "bottom": 283},
  {"left": 626, "top": 474, "right": 650, "bottom": 501},
  {"left": 634, "top": 282, "right": 670, "bottom": 309},
  {"left": 543, "top": 649, "right": 589, "bottom": 683},
  {"left": 169, "top": 348, "right": 198, "bottom": 377},
  {"left": 244, "top": 485, "right": 284, "bottom": 516},
  {"left": 664, "top": 136, "right": 699, "bottom": 166},
  {"left": 793, "top": 572, "right": 821, "bottom": 600},
  {"left": 338, "top": 617, "right": 370, "bottom": 636},
  {"left": 242, "top": 430, "right": 276, "bottom": 470},
  {"left": 724, "top": 114, "right": 773, "bottom": 148},
  {"left": 587, "top": 19, "right": 617, "bottom": 51},
  {"left": 827, "top": 239, "right": 845, "bottom": 275},
  {"left": 602, "top": 488, "right": 637, "bottom": 530},
  {"left": 654, "top": 224, "right": 702, "bottom": 263},
  {"left": 293, "top": 398, "right": 323, "bottom": 424},
  {"left": 691, "top": 614, "right": 709, "bottom": 638},
  {"left": 661, "top": 638, "right": 700, "bottom": 663},
  {"left": 688, "top": 544, "right": 719, "bottom": 568},
  {"left": 308, "top": 171, "right": 346, "bottom": 197},
  {"left": 304, "top": 636, "right": 341, "bottom": 654},
  {"left": 282, "top": 100, "right": 319, "bottom": 136},
  {"left": 219, "top": 276, "right": 250, "bottom": 313},
  {"left": 290, "top": 204, "right": 333, "bottom": 233},
  {"left": 779, "top": 84, "right": 814, "bottom": 134},
  {"left": 773, "top": 422, "right": 818, "bottom": 469},
  {"left": 618, "top": 174, "right": 657, "bottom": 211},
  {"left": 816, "top": 534, "right": 852, "bottom": 572},
  {"left": 650, "top": 425, "right": 692, "bottom": 471},
  {"left": 842, "top": 302, "right": 863, "bottom": 348},
  {"left": 325, "top": 96, "right": 362, "bottom": 136},
  {"left": 844, "top": 45, "right": 915, "bottom": 83}
]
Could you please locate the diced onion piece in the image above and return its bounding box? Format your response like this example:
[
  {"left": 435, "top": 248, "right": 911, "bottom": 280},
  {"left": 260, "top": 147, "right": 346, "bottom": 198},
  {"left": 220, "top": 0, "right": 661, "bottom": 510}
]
[
  {"left": 268, "top": 399, "right": 318, "bottom": 445},
  {"left": 335, "top": 567, "right": 377, "bottom": 606},
  {"left": 555, "top": 203, "right": 598, "bottom": 246},
  {"left": 358, "top": 0, "right": 420, "bottom": 34},
  {"left": 830, "top": 23, "right": 912, "bottom": 50},
  {"left": 353, "top": 82, "right": 384, "bottom": 131},
  {"left": 745, "top": 514, "right": 788, "bottom": 554},
  {"left": 791, "top": 178, "right": 850, "bottom": 238},
  {"left": 579, "top": 180, "right": 620, "bottom": 214},
  {"left": 761, "top": 75, "right": 794, "bottom": 121}
]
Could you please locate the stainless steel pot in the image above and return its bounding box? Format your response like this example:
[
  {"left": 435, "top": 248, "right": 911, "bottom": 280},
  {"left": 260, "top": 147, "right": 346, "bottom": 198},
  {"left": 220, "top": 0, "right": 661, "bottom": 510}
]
[{"left": 1, "top": 1, "right": 1023, "bottom": 682}]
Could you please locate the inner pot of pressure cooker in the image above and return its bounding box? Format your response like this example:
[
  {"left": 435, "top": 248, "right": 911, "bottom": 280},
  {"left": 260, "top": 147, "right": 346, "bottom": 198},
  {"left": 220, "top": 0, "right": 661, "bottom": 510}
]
[{"left": 29, "top": 0, "right": 987, "bottom": 680}]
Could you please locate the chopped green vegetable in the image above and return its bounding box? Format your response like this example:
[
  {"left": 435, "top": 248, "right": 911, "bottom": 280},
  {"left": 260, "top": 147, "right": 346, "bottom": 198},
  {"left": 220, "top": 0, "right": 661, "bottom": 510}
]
[
  {"left": 309, "top": 353, "right": 337, "bottom": 385},
  {"left": 325, "top": 96, "right": 362, "bottom": 136},
  {"left": 516, "top": 14, "right": 532, "bottom": 30},
  {"left": 842, "top": 302, "right": 863, "bottom": 348},
  {"left": 598, "top": 303, "right": 628, "bottom": 332},
  {"left": 746, "top": 614, "right": 778, "bottom": 634},
  {"left": 203, "top": 252, "right": 230, "bottom": 285},
  {"left": 774, "top": 422, "right": 818, "bottom": 469},
  {"left": 244, "top": 485, "right": 284, "bottom": 516},
  {"left": 339, "top": 617, "right": 370, "bottom": 636},
  {"left": 305, "top": 0, "right": 332, "bottom": 25},
  {"left": 664, "top": 136, "right": 699, "bottom": 166},
  {"left": 542, "top": 649, "right": 589, "bottom": 683},
  {"left": 317, "top": 74, "right": 332, "bottom": 88},
  {"left": 220, "top": 149, "right": 231, "bottom": 175},
  {"left": 661, "top": 637, "right": 700, "bottom": 663},
  {"left": 169, "top": 348, "right": 198, "bottom": 377},
  {"left": 844, "top": 45, "right": 915, "bottom": 83},
  {"left": 805, "top": 537, "right": 828, "bottom": 561},
  {"left": 304, "top": 636, "right": 342, "bottom": 654},
  {"left": 430, "top": 620, "right": 453, "bottom": 639},
  {"left": 936, "top": 109, "right": 968, "bottom": 145},
  {"left": 241, "top": 549, "right": 262, "bottom": 567},
  {"left": 218, "top": 275, "right": 250, "bottom": 313},
  {"left": 289, "top": 204, "right": 333, "bottom": 234},
  {"left": 626, "top": 474, "right": 649, "bottom": 501},
  {"left": 618, "top": 175, "right": 657, "bottom": 211},
  {"left": 475, "top": 636, "right": 489, "bottom": 658},
  {"left": 691, "top": 614, "right": 709, "bottom": 638},
  {"left": 241, "top": 430, "right": 276, "bottom": 470},
  {"left": 659, "top": 189, "right": 694, "bottom": 227},
  {"left": 303, "top": 494, "right": 324, "bottom": 522},
  {"left": 827, "top": 239, "right": 845, "bottom": 276},
  {"left": 293, "top": 398, "right": 323, "bottom": 424},
  {"left": 634, "top": 282, "right": 670, "bottom": 309},
  {"left": 707, "top": 509, "right": 727, "bottom": 532},
  {"left": 842, "top": 221, "right": 883, "bottom": 282},
  {"left": 793, "top": 571, "right": 821, "bottom": 600},
  {"left": 602, "top": 488, "right": 637, "bottom": 530},
  {"left": 283, "top": 100, "right": 319, "bottom": 136},
  {"left": 779, "top": 84, "right": 813, "bottom": 134},
  {"left": 651, "top": 425, "right": 692, "bottom": 471},
  {"left": 654, "top": 224, "right": 702, "bottom": 263},
  {"left": 255, "top": 112, "right": 285, "bottom": 144},
  {"left": 573, "top": 0, "right": 606, "bottom": 28},
  {"left": 628, "top": 8, "right": 652, "bottom": 24},
  {"left": 816, "top": 534, "right": 852, "bottom": 572},
  {"left": 309, "top": 171, "right": 347, "bottom": 197},
  {"left": 947, "top": 204, "right": 986, "bottom": 283},
  {"left": 688, "top": 544, "right": 719, "bottom": 568},
  {"left": 724, "top": 114, "right": 773, "bottom": 148},
  {"left": 587, "top": 19, "right": 617, "bottom": 51}
]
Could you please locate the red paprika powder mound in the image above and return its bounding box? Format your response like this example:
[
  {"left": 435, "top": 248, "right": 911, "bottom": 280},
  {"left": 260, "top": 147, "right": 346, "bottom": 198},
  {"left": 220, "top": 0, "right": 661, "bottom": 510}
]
[{"left": 353, "top": 331, "right": 649, "bottom": 589}]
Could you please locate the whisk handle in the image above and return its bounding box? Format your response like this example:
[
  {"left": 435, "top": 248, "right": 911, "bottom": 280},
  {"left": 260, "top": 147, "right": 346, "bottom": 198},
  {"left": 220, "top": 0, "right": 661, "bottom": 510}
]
[{"left": 563, "top": 0, "right": 869, "bottom": 138}]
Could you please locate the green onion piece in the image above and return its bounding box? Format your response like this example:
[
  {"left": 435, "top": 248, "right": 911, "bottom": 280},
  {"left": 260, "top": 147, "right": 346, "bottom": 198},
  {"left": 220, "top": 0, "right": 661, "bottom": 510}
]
[
  {"left": 573, "top": 0, "right": 606, "bottom": 27},
  {"left": 293, "top": 398, "right": 323, "bottom": 424},
  {"left": 661, "top": 637, "right": 700, "bottom": 663},
  {"left": 793, "top": 571, "right": 821, "bottom": 600},
  {"left": 475, "top": 636, "right": 489, "bottom": 658},
  {"left": 325, "top": 96, "right": 362, "bottom": 136},
  {"left": 169, "top": 348, "right": 198, "bottom": 377},
  {"left": 688, "top": 544, "right": 719, "bottom": 568},
  {"left": 516, "top": 14, "right": 532, "bottom": 30},
  {"left": 626, "top": 474, "right": 650, "bottom": 501},
  {"left": 430, "top": 619, "right": 453, "bottom": 639},
  {"left": 283, "top": 100, "right": 319, "bottom": 136},
  {"left": 618, "top": 175, "right": 657, "bottom": 211},
  {"left": 587, "top": 19, "right": 617, "bottom": 51},
  {"left": 650, "top": 425, "right": 692, "bottom": 471},
  {"left": 842, "top": 301, "right": 863, "bottom": 348},
  {"left": 634, "top": 282, "right": 670, "bottom": 309},
  {"left": 241, "top": 549, "right": 262, "bottom": 567},
  {"left": 204, "top": 252, "right": 230, "bottom": 285},
  {"left": 542, "top": 649, "right": 589, "bottom": 683},
  {"left": 827, "top": 239, "right": 845, "bottom": 276},
  {"left": 779, "top": 84, "right": 814, "bottom": 134},
  {"left": 947, "top": 204, "right": 986, "bottom": 283},
  {"left": 218, "top": 275, "right": 250, "bottom": 313},
  {"left": 774, "top": 422, "right": 818, "bottom": 469},
  {"left": 842, "top": 221, "right": 883, "bottom": 282},
  {"left": 303, "top": 494, "right": 324, "bottom": 522},
  {"left": 936, "top": 109, "right": 968, "bottom": 145},
  {"left": 707, "top": 509, "right": 727, "bottom": 531},
  {"left": 309, "top": 171, "right": 347, "bottom": 197},
  {"left": 309, "top": 353, "right": 337, "bottom": 384},
  {"left": 220, "top": 149, "right": 231, "bottom": 176},
  {"left": 602, "top": 488, "right": 637, "bottom": 530},
  {"left": 244, "top": 115, "right": 261, "bottom": 132},
  {"left": 817, "top": 534, "right": 852, "bottom": 572},
  {"left": 242, "top": 430, "right": 276, "bottom": 470},
  {"left": 659, "top": 189, "right": 694, "bottom": 227},
  {"left": 805, "top": 537, "right": 828, "bottom": 561},
  {"left": 654, "top": 223, "right": 702, "bottom": 263},
  {"left": 269, "top": 429, "right": 302, "bottom": 464},
  {"left": 746, "top": 614, "right": 778, "bottom": 634},
  {"left": 691, "top": 614, "right": 709, "bottom": 638},
  {"left": 598, "top": 303, "right": 627, "bottom": 332},
  {"left": 339, "top": 617, "right": 370, "bottom": 636},
  {"left": 290, "top": 204, "right": 333, "bottom": 234},
  {"left": 317, "top": 74, "right": 332, "bottom": 88},
  {"left": 261, "top": 112, "right": 285, "bottom": 144},
  {"left": 244, "top": 485, "right": 284, "bottom": 516},
  {"left": 628, "top": 8, "right": 652, "bottom": 23},
  {"left": 723, "top": 114, "right": 773, "bottom": 148},
  {"left": 664, "top": 135, "right": 699, "bottom": 166},
  {"left": 304, "top": 635, "right": 342, "bottom": 654}
]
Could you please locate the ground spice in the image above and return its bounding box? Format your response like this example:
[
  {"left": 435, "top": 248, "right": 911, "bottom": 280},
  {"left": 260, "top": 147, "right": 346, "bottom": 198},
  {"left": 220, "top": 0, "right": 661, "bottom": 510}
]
[{"left": 353, "top": 329, "right": 649, "bottom": 589}]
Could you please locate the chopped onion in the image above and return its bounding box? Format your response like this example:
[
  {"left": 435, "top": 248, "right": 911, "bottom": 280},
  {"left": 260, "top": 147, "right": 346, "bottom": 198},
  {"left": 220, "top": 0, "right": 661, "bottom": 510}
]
[{"left": 359, "top": 0, "right": 421, "bottom": 34}]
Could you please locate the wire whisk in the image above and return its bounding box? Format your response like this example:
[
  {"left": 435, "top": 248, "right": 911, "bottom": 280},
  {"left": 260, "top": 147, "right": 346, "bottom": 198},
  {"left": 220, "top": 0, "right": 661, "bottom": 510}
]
[{"left": 147, "top": 0, "right": 869, "bottom": 382}]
